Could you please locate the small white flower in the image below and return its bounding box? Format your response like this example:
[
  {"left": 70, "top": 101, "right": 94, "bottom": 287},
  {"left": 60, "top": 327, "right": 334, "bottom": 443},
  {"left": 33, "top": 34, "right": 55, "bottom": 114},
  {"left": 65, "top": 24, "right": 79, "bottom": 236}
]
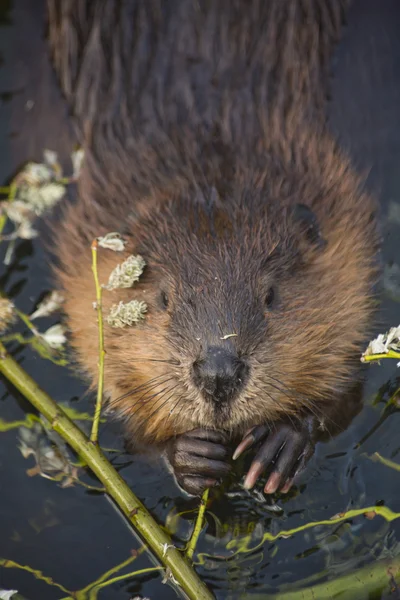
[
  {"left": 41, "top": 323, "right": 67, "bottom": 349},
  {"left": 71, "top": 148, "right": 85, "bottom": 178},
  {"left": 368, "top": 334, "right": 387, "bottom": 355},
  {"left": 43, "top": 149, "right": 60, "bottom": 170},
  {"left": 97, "top": 232, "right": 127, "bottom": 252},
  {"left": 14, "top": 182, "right": 66, "bottom": 216},
  {"left": 30, "top": 291, "right": 65, "bottom": 320},
  {"left": 3, "top": 200, "right": 35, "bottom": 225},
  {"left": 0, "top": 591, "right": 19, "bottom": 600},
  {"left": 28, "top": 183, "right": 66, "bottom": 213},
  {"left": 362, "top": 325, "right": 400, "bottom": 359},
  {"left": 106, "top": 255, "right": 146, "bottom": 290},
  {"left": 0, "top": 298, "right": 15, "bottom": 333},
  {"left": 17, "top": 220, "right": 38, "bottom": 239},
  {"left": 21, "top": 161, "right": 53, "bottom": 186},
  {"left": 107, "top": 300, "right": 147, "bottom": 328},
  {"left": 386, "top": 325, "right": 400, "bottom": 347}
]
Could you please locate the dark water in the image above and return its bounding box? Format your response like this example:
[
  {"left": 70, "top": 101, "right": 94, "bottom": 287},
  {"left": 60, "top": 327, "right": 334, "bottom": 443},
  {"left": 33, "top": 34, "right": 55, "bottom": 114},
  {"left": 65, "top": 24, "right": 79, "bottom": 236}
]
[{"left": 0, "top": 1, "right": 400, "bottom": 599}]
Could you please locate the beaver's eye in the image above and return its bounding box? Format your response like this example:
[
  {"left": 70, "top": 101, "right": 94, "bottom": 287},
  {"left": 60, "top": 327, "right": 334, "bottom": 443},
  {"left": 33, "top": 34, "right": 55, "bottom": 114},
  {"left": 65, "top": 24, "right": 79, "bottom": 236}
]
[
  {"left": 160, "top": 291, "right": 169, "bottom": 310},
  {"left": 265, "top": 287, "right": 275, "bottom": 308}
]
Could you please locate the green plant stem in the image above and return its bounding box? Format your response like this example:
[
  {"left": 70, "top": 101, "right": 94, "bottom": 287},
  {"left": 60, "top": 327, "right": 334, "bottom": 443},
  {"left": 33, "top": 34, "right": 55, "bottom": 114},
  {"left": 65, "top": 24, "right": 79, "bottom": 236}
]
[
  {"left": 14, "top": 307, "right": 40, "bottom": 336},
  {"left": 221, "top": 505, "right": 400, "bottom": 557},
  {"left": 371, "top": 452, "right": 400, "bottom": 472},
  {"left": 0, "top": 181, "right": 17, "bottom": 236},
  {"left": 1, "top": 332, "right": 67, "bottom": 366},
  {"left": 186, "top": 488, "right": 210, "bottom": 561},
  {"left": 0, "top": 341, "right": 214, "bottom": 600},
  {"left": 247, "top": 556, "right": 400, "bottom": 599},
  {"left": 362, "top": 350, "right": 400, "bottom": 362},
  {"left": 77, "top": 547, "right": 147, "bottom": 596},
  {"left": 87, "top": 567, "right": 163, "bottom": 599},
  {"left": 0, "top": 558, "right": 71, "bottom": 595},
  {"left": 90, "top": 239, "right": 105, "bottom": 444}
]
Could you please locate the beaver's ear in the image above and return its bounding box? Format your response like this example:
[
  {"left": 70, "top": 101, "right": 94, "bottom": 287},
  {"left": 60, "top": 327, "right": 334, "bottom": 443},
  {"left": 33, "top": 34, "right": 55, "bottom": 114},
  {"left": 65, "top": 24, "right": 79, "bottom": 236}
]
[{"left": 291, "top": 203, "right": 327, "bottom": 250}]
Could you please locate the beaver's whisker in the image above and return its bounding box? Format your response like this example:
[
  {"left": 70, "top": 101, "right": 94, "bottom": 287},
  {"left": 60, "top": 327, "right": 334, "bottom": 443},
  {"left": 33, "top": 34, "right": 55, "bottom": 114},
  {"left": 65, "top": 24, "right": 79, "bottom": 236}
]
[
  {"left": 134, "top": 382, "right": 179, "bottom": 415},
  {"left": 252, "top": 383, "right": 298, "bottom": 431},
  {"left": 252, "top": 382, "right": 290, "bottom": 412},
  {"left": 128, "top": 358, "right": 180, "bottom": 365},
  {"left": 261, "top": 373, "right": 309, "bottom": 401},
  {"left": 133, "top": 385, "right": 180, "bottom": 428},
  {"left": 262, "top": 375, "right": 339, "bottom": 431},
  {"left": 262, "top": 378, "right": 299, "bottom": 405},
  {"left": 119, "top": 383, "right": 177, "bottom": 421},
  {"left": 173, "top": 396, "right": 189, "bottom": 430},
  {"left": 118, "top": 387, "right": 172, "bottom": 422},
  {"left": 299, "top": 398, "right": 339, "bottom": 435},
  {"left": 262, "top": 374, "right": 316, "bottom": 407},
  {"left": 112, "top": 374, "right": 167, "bottom": 403},
  {"left": 167, "top": 394, "right": 185, "bottom": 421},
  {"left": 99, "top": 385, "right": 173, "bottom": 437},
  {"left": 111, "top": 374, "right": 173, "bottom": 405},
  {"left": 262, "top": 377, "right": 322, "bottom": 422},
  {"left": 268, "top": 375, "right": 340, "bottom": 437},
  {"left": 263, "top": 377, "right": 323, "bottom": 423}
]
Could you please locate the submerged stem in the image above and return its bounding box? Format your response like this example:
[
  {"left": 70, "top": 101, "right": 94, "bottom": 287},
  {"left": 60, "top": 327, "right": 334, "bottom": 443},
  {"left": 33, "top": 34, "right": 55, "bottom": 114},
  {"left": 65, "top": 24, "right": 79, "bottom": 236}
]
[
  {"left": 87, "top": 566, "right": 163, "bottom": 599},
  {"left": 260, "top": 556, "right": 400, "bottom": 600},
  {"left": 186, "top": 488, "right": 210, "bottom": 561}
]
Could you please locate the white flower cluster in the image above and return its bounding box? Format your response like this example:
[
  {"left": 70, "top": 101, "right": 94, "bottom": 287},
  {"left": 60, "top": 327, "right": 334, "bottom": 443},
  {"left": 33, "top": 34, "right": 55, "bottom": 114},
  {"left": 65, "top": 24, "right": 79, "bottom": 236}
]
[
  {"left": 97, "top": 232, "right": 147, "bottom": 328},
  {"left": 27, "top": 291, "right": 67, "bottom": 350},
  {"left": 30, "top": 290, "right": 64, "bottom": 320},
  {"left": 97, "top": 232, "right": 127, "bottom": 252},
  {"left": 0, "top": 289, "right": 66, "bottom": 354},
  {"left": 362, "top": 325, "right": 400, "bottom": 364},
  {"left": 106, "top": 254, "right": 146, "bottom": 290},
  {"left": 0, "top": 148, "right": 84, "bottom": 243},
  {"left": 16, "top": 292, "right": 66, "bottom": 352},
  {"left": 106, "top": 300, "right": 147, "bottom": 328},
  {"left": 40, "top": 323, "right": 67, "bottom": 350}
]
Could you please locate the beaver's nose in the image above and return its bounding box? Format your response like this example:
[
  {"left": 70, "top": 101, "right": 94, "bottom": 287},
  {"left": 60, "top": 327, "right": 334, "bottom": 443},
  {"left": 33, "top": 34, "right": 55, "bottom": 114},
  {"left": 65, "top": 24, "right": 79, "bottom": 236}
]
[{"left": 193, "top": 346, "right": 248, "bottom": 403}]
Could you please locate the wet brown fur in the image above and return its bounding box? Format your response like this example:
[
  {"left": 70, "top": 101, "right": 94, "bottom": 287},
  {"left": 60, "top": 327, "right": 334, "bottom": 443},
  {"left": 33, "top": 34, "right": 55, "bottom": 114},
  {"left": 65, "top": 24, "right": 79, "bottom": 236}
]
[{"left": 46, "top": 0, "right": 379, "bottom": 447}]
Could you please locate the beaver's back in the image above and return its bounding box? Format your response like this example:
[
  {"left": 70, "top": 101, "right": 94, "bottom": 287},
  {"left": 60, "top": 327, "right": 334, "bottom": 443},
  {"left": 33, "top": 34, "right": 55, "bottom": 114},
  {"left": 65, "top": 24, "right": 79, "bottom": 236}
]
[{"left": 47, "top": 1, "right": 348, "bottom": 195}]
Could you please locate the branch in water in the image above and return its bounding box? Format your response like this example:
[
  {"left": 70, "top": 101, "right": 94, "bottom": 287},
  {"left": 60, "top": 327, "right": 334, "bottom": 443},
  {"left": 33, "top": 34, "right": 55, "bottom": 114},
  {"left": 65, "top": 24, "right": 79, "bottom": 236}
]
[{"left": 0, "top": 341, "right": 214, "bottom": 600}]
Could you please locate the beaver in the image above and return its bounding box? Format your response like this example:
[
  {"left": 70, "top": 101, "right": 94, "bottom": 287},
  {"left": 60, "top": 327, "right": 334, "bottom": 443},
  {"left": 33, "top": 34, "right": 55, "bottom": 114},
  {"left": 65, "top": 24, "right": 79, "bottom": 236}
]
[{"left": 45, "top": 0, "right": 379, "bottom": 496}]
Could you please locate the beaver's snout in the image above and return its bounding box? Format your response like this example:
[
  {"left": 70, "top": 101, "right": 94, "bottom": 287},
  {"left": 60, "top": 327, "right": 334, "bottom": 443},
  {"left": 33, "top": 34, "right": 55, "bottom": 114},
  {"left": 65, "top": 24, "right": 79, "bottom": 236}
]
[{"left": 192, "top": 346, "right": 248, "bottom": 405}]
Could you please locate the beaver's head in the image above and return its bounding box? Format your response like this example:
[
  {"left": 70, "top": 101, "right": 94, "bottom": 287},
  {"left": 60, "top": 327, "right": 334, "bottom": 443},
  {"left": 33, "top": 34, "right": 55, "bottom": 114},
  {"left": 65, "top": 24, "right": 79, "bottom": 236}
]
[{"left": 96, "top": 177, "right": 375, "bottom": 446}]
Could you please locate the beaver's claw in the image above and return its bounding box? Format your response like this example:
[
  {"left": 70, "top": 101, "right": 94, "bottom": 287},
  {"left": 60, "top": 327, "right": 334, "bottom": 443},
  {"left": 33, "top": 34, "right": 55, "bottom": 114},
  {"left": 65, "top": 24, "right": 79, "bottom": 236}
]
[
  {"left": 233, "top": 419, "right": 315, "bottom": 494},
  {"left": 166, "top": 429, "right": 232, "bottom": 496}
]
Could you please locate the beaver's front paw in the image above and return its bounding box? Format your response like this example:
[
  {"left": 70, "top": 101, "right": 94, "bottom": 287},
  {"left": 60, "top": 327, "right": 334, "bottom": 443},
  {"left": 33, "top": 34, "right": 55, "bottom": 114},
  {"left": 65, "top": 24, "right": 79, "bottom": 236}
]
[
  {"left": 166, "top": 429, "right": 232, "bottom": 496},
  {"left": 233, "top": 418, "right": 315, "bottom": 495}
]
